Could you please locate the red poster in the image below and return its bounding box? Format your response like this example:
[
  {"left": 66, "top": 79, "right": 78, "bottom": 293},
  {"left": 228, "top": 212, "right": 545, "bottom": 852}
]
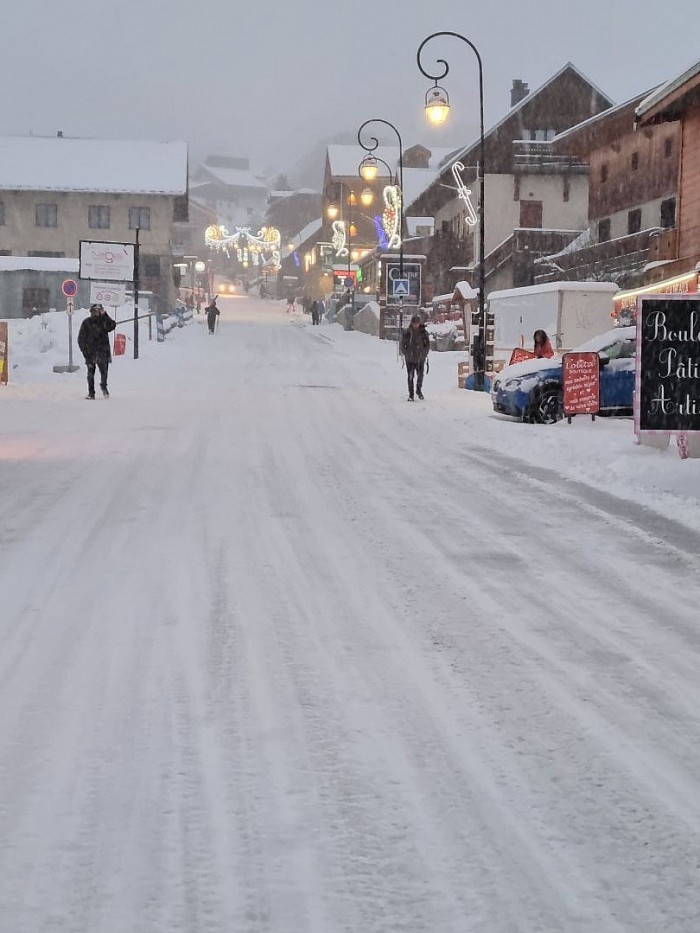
[
  {"left": 562, "top": 352, "right": 600, "bottom": 415},
  {"left": 113, "top": 333, "right": 126, "bottom": 357},
  {"left": 509, "top": 347, "right": 537, "bottom": 365}
]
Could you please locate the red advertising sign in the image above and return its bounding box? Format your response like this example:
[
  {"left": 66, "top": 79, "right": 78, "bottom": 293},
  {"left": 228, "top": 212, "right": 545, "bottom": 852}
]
[
  {"left": 509, "top": 347, "right": 537, "bottom": 365},
  {"left": 0, "top": 321, "right": 7, "bottom": 385},
  {"left": 562, "top": 351, "right": 600, "bottom": 416},
  {"left": 113, "top": 333, "right": 126, "bottom": 357}
]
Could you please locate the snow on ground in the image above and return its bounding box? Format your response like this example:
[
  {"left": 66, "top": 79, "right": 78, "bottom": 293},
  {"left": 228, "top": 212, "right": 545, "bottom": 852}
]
[{"left": 2, "top": 296, "right": 700, "bottom": 933}]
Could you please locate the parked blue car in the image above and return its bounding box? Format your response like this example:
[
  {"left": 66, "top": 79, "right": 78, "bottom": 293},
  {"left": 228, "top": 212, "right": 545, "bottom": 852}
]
[{"left": 490, "top": 326, "right": 636, "bottom": 424}]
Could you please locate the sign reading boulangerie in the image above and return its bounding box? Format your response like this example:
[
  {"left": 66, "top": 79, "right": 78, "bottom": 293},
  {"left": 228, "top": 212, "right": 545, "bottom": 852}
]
[{"left": 638, "top": 296, "right": 700, "bottom": 433}]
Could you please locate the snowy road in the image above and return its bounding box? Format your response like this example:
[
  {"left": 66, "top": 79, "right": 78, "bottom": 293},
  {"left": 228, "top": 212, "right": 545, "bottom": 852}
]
[{"left": 2, "top": 298, "right": 700, "bottom": 933}]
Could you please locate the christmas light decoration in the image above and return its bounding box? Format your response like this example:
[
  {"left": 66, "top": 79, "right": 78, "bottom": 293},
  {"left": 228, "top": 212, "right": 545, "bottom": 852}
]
[
  {"left": 205, "top": 224, "right": 282, "bottom": 270},
  {"left": 332, "top": 220, "right": 348, "bottom": 258},
  {"left": 382, "top": 185, "right": 402, "bottom": 250},
  {"left": 373, "top": 216, "right": 389, "bottom": 250},
  {"left": 451, "top": 161, "right": 478, "bottom": 226}
]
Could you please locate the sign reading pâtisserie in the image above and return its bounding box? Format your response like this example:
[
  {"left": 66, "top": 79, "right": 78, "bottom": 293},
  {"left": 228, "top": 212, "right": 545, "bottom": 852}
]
[{"left": 638, "top": 297, "right": 700, "bottom": 433}]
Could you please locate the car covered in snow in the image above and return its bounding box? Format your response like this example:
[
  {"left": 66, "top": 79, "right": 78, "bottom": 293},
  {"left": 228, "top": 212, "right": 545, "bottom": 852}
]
[{"left": 490, "top": 326, "right": 637, "bottom": 424}]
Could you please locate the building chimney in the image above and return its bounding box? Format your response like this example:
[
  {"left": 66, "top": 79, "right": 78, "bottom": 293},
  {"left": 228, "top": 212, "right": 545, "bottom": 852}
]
[
  {"left": 57, "top": 130, "right": 63, "bottom": 138},
  {"left": 510, "top": 80, "right": 529, "bottom": 107}
]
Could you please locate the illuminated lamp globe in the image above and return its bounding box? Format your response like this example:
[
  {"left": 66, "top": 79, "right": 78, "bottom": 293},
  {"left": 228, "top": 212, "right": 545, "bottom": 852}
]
[
  {"left": 360, "top": 187, "right": 374, "bottom": 207},
  {"left": 425, "top": 85, "right": 451, "bottom": 126},
  {"left": 348, "top": 222, "right": 358, "bottom": 238},
  {"left": 194, "top": 260, "right": 206, "bottom": 273},
  {"left": 326, "top": 203, "right": 339, "bottom": 220},
  {"left": 359, "top": 156, "right": 379, "bottom": 182}
]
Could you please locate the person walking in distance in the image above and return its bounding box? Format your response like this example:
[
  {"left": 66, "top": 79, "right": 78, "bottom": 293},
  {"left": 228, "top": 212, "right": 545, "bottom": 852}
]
[
  {"left": 205, "top": 297, "right": 220, "bottom": 335},
  {"left": 401, "top": 314, "right": 430, "bottom": 401},
  {"left": 77, "top": 303, "right": 117, "bottom": 399}
]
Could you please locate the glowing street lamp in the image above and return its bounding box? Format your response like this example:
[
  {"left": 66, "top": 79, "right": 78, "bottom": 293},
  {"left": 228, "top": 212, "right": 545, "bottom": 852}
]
[
  {"left": 360, "top": 187, "right": 374, "bottom": 208},
  {"left": 357, "top": 117, "right": 405, "bottom": 279},
  {"left": 424, "top": 84, "right": 451, "bottom": 125},
  {"left": 359, "top": 155, "right": 379, "bottom": 182},
  {"left": 326, "top": 202, "right": 339, "bottom": 220},
  {"left": 417, "top": 30, "right": 487, "bottom": 390}
]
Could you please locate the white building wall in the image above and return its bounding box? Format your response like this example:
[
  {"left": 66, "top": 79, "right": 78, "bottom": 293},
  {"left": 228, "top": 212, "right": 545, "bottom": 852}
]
[
  {"left": 603, "top": 196, "right": 670, "bottom": 241},
  {"left": 433, "top": 171, "right": 588, "bottom": 259}
]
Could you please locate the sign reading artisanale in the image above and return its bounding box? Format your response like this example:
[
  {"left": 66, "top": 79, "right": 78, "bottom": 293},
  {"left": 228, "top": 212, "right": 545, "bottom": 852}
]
[
  {"left": 637, "top": 297, "right": 700, "bottom": 434},
  {"left": 562, "top": 351, "right": 600, "bottom": 416}
]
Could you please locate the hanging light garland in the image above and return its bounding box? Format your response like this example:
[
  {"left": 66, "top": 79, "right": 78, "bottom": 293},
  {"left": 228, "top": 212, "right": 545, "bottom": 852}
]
[{"left": 205, "top": 224, "right": 282, "bottom": 271}]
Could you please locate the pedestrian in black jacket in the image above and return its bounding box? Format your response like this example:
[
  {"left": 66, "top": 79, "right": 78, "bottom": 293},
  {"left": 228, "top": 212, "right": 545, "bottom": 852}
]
[
  {"left": 205, "top": 299, "right": 220, "bottom": 334},
  {"left": 77, "top": 303, "right": 117, "bottom": 399},
  {"left": 401, "top": 314, "right": 430, "bottom": 401}
]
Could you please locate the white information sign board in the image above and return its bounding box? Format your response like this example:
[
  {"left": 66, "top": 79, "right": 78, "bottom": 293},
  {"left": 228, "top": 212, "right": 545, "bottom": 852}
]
[
  {"left": 79, "top": 240, "right": 134, "bottom": 283},
  {"left": 90, "top": 281, "right": 127, "bottom": 306}
]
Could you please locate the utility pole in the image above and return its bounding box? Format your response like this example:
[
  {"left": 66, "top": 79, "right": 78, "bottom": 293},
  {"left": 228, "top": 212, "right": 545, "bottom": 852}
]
[{"left": 133, "top": 227, "right": 140, "bottom": 360}]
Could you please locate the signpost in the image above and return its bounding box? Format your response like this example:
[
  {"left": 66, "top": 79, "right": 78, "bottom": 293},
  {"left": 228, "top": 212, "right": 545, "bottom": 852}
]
[
  {"left": 562, "top": 351, "right": 600, "bottom": 423},
  {"left": 386, "top": 261, "right": 421, "bottom": 307},
  {"left": 52, "top": 298, "right": 80, "bottom": 374},
  {"left": 636, "top": 295, "right": 700, "bottom": 435},
  {"left": 61, "top": 279, "right": 78, "bottom": 299},
  {"left": 79, "top": 237, "right": 139, "bottom": 359},
  {"left": 79, "top": 241, "right": 134, "bottom": 283},
  {"left": 90, "top": 281, "right": 126, "bottom": 307}
]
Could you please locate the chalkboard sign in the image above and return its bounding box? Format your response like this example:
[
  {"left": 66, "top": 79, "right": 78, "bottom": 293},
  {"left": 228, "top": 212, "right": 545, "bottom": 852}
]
[
  {"left": 638, "top": 297, "right": 700, "bottom": 433},
  {"left": 563, "top": 352, "right": 600, "bottom": 417}
]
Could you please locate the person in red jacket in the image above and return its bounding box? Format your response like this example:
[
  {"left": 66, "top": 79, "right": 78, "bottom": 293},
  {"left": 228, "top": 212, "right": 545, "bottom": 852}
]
[{"left": 533, "top": 329, "right": 554, "bottom": 359}]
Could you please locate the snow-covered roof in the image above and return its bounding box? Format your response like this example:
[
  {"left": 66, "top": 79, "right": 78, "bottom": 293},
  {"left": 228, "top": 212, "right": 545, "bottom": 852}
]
[
  {"left": 401, "top": 168, "right": 439, "bottom": 210},
  {"left": 636, "top": 57, "right": 700, "bottom": 122},
  {"left": 0, "top": 256, "right": 80, "bottom": 273},
  {"left": 269, "top": 188, "right": 319, "bottom": 199},
  {"left": 406, "top": 216, "right": 434, "bottom": 236},
  {"left": 489, "top": 280, "right": 620, "bottom": 300},
  {"left": 441, "top": 62, "right": 614, "bottom": 171},
  {"left": 282, "top": 218, "right": 323, "bottom": 258},
  {"left": 454, "top": 281, "right": 479, "bottom": 300},
  {"left": 552, "top": 90, "right": 656, "bottom": 152},
  {"left": 201, "top": 165, "right": 267, "bottom": 190},
  {"left": 0, "top": 136, "right": 188, "bottom": 195}
]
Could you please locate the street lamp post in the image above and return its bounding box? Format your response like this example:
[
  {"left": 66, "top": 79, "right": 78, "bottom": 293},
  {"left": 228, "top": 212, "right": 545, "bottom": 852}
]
[
  {"left": 357, "top": 119, "right": 404, "bottom": 280},
  {"left": 327, "top": 182, "right": 357, "bottom": 305},
  {"left": 417, "top": 31, "right": 487, "bottom": 390}
]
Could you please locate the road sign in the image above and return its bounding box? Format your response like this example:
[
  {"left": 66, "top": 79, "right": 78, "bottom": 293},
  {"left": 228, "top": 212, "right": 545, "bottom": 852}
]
[
  {"left": 61, "top": 279, "right": 78, "bottom": 298},
  {"left": 90, "top": 281, "right": 127, "bottom": 306},
  {"left": 392, "top": 278, "right": 409, "bottom": 296},
  {"left": 79, "top": 240, "right": 134, "bottom": 282}
]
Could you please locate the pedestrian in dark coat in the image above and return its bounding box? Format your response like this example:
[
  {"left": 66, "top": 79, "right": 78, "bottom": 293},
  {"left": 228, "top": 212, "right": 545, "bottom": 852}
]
[
  {"left": 206, "top": 299, "right": 220, "bottom": 334},
  {"left": 77, "top": 303, "right": 117, "bottom": 399},
  {"left": 401, "top": 314, "right": 430, "bottom": 400}
]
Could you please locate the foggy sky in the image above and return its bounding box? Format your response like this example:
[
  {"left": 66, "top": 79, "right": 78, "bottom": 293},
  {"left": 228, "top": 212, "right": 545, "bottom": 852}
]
[{"left": 1, "top": 0, "right": 696, "bottom": 180}]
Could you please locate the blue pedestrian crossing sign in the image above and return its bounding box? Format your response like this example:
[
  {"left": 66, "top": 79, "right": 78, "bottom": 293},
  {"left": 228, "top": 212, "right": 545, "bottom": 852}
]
[{"left": 392, "top": 278, "right": 409, "bottom": 297}]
